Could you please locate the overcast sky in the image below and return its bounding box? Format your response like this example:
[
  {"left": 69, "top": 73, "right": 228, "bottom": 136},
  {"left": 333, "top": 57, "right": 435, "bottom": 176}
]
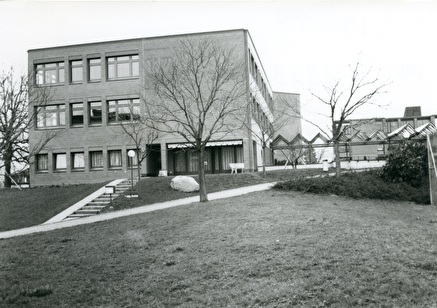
[{"left": 1, "top": 0, "right": 436, "bottom": 137}]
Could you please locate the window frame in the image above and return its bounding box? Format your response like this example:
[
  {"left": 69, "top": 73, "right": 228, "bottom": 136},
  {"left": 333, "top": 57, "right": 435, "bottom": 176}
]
[
  {"left": 89, "top": 151, "right": 104, "bottom": 170},
  {"left": 71, "top": 152, "right": 85, "bottom": 171},
  {"left": 107, "top": 55, "right": 139, "bottom": 80},
  {"left": 36, "top": 154, "right": 49, "bottom": 172},
  {"left": 88, "top": 101, "right": 102, "bottom": 125},
  {"left": 36, "top": 104, "right": 66, "bottom": 128},
  {"left": 88, "top": 58, "right": 102, "bottom": 82},
  {"left": 108, "top": 150, "right": 123, "bottom": 169},
  {"left": 107, "top": 98, "right": 140, "bottom": 124},
  {"left": 54, "top": 153, "right": 67, "bottom": 172},
  {"left": 35, "top": 62, "right": 65, "bottom": 85},
  {"left": 127, "top": 149, "right": 140, "bottom": 167},
  {"left": 70, "top": 102, "right": 84, "bottom": 127},
  {"left": 70, "top": 59, "right": 83, "bottom": 84}
]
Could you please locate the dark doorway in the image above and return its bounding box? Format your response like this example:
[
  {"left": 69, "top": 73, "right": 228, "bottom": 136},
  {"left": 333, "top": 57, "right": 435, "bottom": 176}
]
[{"left": 147, "top": 144, "right": 161, "bottom": 176}]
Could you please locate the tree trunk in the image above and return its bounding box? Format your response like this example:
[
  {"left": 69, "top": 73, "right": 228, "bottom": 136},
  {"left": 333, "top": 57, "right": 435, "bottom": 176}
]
[
  {"left": 334, "top": 141, "right": 341, "bottom": 177},
  {"left": 262, "top": 144, "right": 266, "bottom": 177},
  {"left": 4, "top": 146, "right": 13, "bottom": 188},
  {"left": 137, "top": 154, "right": 141, "bottom": 183},
  {"left": 198, "top": 147, "right": 208, "bottom": 202}
]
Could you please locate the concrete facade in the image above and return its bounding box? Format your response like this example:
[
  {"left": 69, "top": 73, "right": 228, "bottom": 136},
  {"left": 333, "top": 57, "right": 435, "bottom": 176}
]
[{"left": 28, "top": 29, "right": 300, "bottom": 186}]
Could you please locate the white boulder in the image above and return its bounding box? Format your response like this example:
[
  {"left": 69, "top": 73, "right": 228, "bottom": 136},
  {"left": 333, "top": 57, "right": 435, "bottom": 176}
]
[{"left": 170, "top": 176, "right": 199, "bottom": 193}]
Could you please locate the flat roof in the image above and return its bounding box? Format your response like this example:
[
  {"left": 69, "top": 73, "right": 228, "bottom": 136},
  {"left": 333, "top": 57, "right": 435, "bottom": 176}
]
[{"left": 27, "top": 28, "right": 247, "bottom": 52}]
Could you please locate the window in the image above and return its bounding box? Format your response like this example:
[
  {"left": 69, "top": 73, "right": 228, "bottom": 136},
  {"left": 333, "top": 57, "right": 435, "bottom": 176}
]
[
  {"left": 108, "top": 150, "right": 122, "bottom": 168},
  {"left": 107, "top": 55, "right": 139, "bottom": 79},
  {"left": 70, "top": 60, "right": 83, "bottom": 83},
  {"left": 36, "top": 62, "right": 65, "bottom": 85},
  {"left": 36, "top": 154, "right": 48, "bottom": 171},
  {"left": 88, "top": 58, "right": 101, "bottom": 81},
  {"left": 54, "top": 153, "right": 67, "bottom": 171},
  {"left": 90, "top": 151, "right": 103, "bottom": 169},
  {"left": 70, "top": 102, "right": 84, "bottom": 126},
  {"left": 36, "top": 104, "right": 65, "bottom": 128},
  {"left": 89, "top": 101, "right": 102, "bottom": 125},
  {"left": 108, "top": 98, "right": 140, "bottom": 123},
  {"left": 71, "top": 153, "right": 85, "bottom": 171},
  {"left": 127, "top": 149, "right": 139, "bottom": 167}
]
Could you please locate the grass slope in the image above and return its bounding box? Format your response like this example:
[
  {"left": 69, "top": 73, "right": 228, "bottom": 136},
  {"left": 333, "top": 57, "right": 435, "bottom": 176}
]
[
  {"left": 1, "top": 190, "right": 437, "bottom": 307},
  {"left": 0, "top": 182, "right": 107, "bottom": 232}
]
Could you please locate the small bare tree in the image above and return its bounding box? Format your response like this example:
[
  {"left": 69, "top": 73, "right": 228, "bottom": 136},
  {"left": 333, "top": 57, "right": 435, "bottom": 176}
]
[
  {"left": 117, "top": 110, "right": 158, "bottom": 182},
  {"left": 311, "top": 62, "right": 389, "bottom": 176},
  {"left": 0, "top": 68, "right": 56, "bottom": 188},
  {"left": 143, "top": 38, "right": 246, "bottom": 202}
]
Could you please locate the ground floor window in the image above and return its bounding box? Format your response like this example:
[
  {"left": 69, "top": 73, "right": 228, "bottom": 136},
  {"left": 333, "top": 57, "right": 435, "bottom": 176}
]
[
  {"left": 72, "top": 152, "right": 85, "bottom": 170},
  {"left": 127, "top": 149, "right": 140, "bottom": 167},
  {"left": 36, "top": 154, "right": 48, "bottom": 171},
  {"left": 108, "top": 150, "right": 122, "bottom": 168},
  {"left": 90, "top": 151, "right": 103, "bottom": 169},
  {"left": 169, "top": 145, "right": 243, "bottom": 174},
  {"left": 54, "top": 153, "right": 67, "bottom": 171}
]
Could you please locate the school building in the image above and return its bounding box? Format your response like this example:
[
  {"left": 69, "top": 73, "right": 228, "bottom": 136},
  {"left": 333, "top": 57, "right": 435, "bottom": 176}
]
[{"left": 28, "top": 29, "right": 301, "bottom": 186}]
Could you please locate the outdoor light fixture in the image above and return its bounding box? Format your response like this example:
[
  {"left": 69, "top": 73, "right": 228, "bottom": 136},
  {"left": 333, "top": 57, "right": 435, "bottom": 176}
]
[{"left": 127, "top": 150, "right": 136, "bottom": 191}]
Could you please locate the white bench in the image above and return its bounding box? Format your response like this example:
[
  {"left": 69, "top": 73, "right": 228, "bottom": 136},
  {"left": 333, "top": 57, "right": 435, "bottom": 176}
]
[{"left": 229, "top": 163, "right": 245, "bottom": 174}]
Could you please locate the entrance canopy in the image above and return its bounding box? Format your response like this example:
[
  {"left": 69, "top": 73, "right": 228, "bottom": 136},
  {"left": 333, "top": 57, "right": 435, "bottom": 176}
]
[{"left": 167, "top": 140, "right": 243, "bottom": 149}]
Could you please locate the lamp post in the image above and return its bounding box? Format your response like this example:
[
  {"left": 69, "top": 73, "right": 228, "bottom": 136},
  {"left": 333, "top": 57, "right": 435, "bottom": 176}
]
[{"left": 127, "top": 150, "right": 136, "bottom": 191}]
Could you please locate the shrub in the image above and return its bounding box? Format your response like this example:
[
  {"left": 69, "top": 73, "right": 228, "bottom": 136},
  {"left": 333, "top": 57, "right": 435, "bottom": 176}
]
[
  {"left": 380, "top": 142, "right": 428, "bottom": 188},
  {"left": 274, "top": 171, "right": 430, "bottom": 204}
]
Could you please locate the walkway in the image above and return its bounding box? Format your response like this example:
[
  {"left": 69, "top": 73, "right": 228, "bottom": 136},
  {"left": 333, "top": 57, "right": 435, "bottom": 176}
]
[{"left": 0, "top": 182, "right": 275, "bottom": 239}]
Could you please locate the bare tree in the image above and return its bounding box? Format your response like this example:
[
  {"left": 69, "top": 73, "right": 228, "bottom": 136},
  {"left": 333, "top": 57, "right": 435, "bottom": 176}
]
[
  {"left": 311, "top": 62, "right": 389, "bottom": 176},
  {"left": 143, "top": 38, "right": 246, "bottom": 202},
  {"left": 117, "top": 110, "right": 158, "bottom": 182},
  {"left": 0, "top": 68, "right": 57, "bottom": 188}
]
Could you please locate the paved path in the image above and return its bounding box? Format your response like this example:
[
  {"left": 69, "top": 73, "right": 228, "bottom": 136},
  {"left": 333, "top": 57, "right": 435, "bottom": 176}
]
[{"left": 0, "top": 182, "right": 275, "bottom": 239}]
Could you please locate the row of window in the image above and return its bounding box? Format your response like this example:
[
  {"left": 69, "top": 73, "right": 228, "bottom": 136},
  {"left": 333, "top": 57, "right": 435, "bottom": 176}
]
[
  {"left": 251, "top": 95, "right": 274, "bottom": 136},
  {"left": 248, "top": 52, "right": 273, "bottom": 108},
  {"left": 35, "top": 55, "right": 139, "bottom": 85},
  {"left": 35, "top": 98, "right": 140, "bottom": 128},
  {"left": 36, "top": 149, "right": 139, "bottom": 172}
]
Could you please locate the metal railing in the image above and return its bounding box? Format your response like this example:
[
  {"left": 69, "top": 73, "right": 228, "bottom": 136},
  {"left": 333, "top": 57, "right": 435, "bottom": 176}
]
[{"left": 427, "top": 135, "right": 437, "bottom": 206}]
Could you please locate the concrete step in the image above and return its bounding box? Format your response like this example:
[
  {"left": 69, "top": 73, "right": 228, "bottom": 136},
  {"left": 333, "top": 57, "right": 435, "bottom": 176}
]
[
  {"left": 87, "top": 202, "right": 110, "bottom": 206},
  {"left": 60, "top": 179, "right": 138, "bottom": 222},
  {"left": 67, "top": 213, "right": 93, "bottom": 218},
  {"left": 82, "top": 205, "right": 106, "bottom": 210},
  {"left": 74, "top": 209, "right": 101, "bottom": 214},
  {"left": 93, "top": 197, "right": 113, "bottom": 201},
  {"left": 101, "top": 193, "right": 120, "bottom": 198}
]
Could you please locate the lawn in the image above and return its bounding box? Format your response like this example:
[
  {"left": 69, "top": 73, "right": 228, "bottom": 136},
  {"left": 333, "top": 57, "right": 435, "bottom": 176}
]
[
  {"left": 106, "top": 168, "right": 324, "bottom": 211},
  {"left": 0, "top": 182, "right": 108, "bottom": 232},
  {"left": 1, "top": 190, "right": 437, "bottom": 307},
  {"left": 0, "top": 169, "right": 323, "bottom": 232}
]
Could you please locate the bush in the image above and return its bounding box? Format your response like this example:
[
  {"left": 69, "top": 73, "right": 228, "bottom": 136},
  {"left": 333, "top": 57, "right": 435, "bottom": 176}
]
[
  {"left": 380, "top": 142, "right": 428, "bottom": 188},
  {"left": 274, "top": 171, "right": 430, "bottom": 204}
]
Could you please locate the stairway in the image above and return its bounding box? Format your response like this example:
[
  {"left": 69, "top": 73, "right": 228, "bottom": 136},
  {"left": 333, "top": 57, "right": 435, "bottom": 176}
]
[{"left": 63, "top": 179, "right": 135, "bottom": 221}]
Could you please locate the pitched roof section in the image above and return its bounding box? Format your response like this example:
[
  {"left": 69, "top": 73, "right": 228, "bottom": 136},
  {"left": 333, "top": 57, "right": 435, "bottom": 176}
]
[
  {"left": 412, "top": 122, "right": 437, "bottom": 139},
  {"left": 290, "top": 133, "right": 309, "bottom": 145},
  {"left": 309, "top": 133, "right": 330, "bottom": 144},
  {"left": 387, "top": 124, "right": 416, "bottom": 140},
  {"left": 272, "top": 121, "right": 436, "bottom": 149},
  {"left": 349, "top": 131, "right": 369, "bottom": 142},
  {"left": 369, "top": 130, "right": 388, "bottom": 141},
  {"left": 271, "top": 134, "right": 290, "bottom": 147}
]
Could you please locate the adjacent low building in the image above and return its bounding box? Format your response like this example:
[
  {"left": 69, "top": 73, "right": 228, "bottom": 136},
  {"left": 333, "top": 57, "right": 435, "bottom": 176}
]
[
  {"left": 339, "top": 106, "right": 437, "bottom": 160},
  {"left": 28, "top": 29, "right": 301, "bottom": 186}
]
